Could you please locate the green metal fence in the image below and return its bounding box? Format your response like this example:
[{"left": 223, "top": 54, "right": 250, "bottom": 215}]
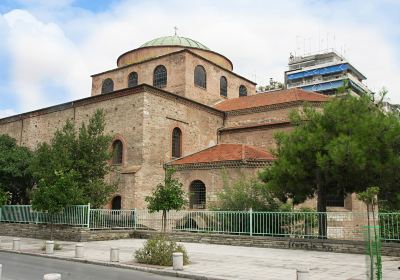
[
  {"left": 0, "top": 205, "right": 399, "bottom": 242},
  {"left": 0, "top": 205, "right": 90, "bottom": 227}
]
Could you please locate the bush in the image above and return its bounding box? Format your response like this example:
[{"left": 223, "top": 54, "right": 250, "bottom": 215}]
[
  {"left": 135, "top": 235, "right": 189, "bottom": 266},
  {"left": 41, "top": 242, "right": 62, "bottom": 251}
]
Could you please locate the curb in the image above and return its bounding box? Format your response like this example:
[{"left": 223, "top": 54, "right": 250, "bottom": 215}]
[{"left": 0, "top": 249, "right": 226, "bottom": 280}]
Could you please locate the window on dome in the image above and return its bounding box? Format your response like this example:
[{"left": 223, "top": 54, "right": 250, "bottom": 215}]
[
  {"left": 239, "top": 85, "right": 247, "bottom": 97},
  {"left": 101, "top": 78, "right": 114, "bottom": 94},
  {"left": 172, "top": 127, "right": 182, "bottom": 158},
  {"left": 220, "top": 76, "right": 227, "bottom": 97},
  {"left": 189, "top": 180, "right": 206, "bottom": 209},
  {"left": 128, "top": 72, "right": 138, "bottom": 88},
  {"left": 194, "top": 65, "right": 207, "bottom": 89},
  {"left": 153, "top": 65, "right": 167, "bottom": 88},
  {"left": 112, "top": 140, "right": 123, "bottom": 165}
]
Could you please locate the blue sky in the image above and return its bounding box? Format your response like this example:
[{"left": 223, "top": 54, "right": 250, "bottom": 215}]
[{"left": 0, "top": 0, "right": 399, "bottom": 118}]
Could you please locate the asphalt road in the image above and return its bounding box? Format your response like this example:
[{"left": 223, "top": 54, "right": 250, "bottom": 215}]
[{"left": 0, "top": 252, "right": 180, "bottom": 280}]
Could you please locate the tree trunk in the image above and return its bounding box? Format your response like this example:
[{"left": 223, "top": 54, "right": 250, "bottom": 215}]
[
  {"left": 316, "top": 170, "right": 327, "bottom": 239},
  {"left": 162, "top": 210, "right": 167, "bottom": 233}
]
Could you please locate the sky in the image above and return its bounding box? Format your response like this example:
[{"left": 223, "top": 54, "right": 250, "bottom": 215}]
[{"left": 0, "top": 0, "right": 399, "bottom": 118}]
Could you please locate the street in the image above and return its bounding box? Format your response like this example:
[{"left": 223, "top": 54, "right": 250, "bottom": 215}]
[{"left": 0, "top": 252, "right": 179, "bottom": 280}]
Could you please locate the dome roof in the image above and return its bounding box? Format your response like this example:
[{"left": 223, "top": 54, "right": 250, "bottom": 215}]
[{"left": 140, "top": 35, "right": 210, "bottom": 50}]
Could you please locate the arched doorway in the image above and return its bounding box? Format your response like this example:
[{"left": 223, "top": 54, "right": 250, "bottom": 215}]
[
  {"left": 111, "top": 195, "right": 122, "bottom": 210},
  {"left": 189, "top": 180, "right": 206, "bottom": 209}
]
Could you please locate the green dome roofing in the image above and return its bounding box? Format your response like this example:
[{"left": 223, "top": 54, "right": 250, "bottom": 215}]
[{"left": 141, "top": 35, "right": 210, "bottom": 50}]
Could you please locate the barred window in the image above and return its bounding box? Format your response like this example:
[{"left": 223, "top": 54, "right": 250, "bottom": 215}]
[
  {"left": 326, "top": 191, "right": 345, "bottom": 207},
  {"left": 111, "top": 195, "right": 121, "bottom": 210},
  {"left": 153, "top": 65, "right": 167, "bottom": 88},
  {"left": 189, "top": 180, "right": 206, "bottom": 209},
  {"left": 220, "top": 76, "right": 227, "bottom": 97},
  {"left": 112, "top": 140, "right": 123, "bottom": 164},
  {"left": 194, "top": 65, "right": 206, "bottom": 88},
  {"left": 172, "top": 127, "right": 182, "bottom": 158},
  {"left": 101, "top": 78, "right": 114, "bottom": 94},
  {"left": 128, "top": 72, "right": 138, "bottom": 87},
  {"left": 239, "top": 85, "right": 247, "bottom": 97}
]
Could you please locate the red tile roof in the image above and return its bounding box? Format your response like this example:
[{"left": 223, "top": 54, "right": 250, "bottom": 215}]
[
  {"left": 213, "top": 88, "right": 329, "bottom": 112},
  {"left": 170, "top": 144, "right": 275, "bottom": 165}
]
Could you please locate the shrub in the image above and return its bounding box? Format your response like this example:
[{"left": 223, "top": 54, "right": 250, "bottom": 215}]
[
  {"left": 41, "top": 242, "right": 62, "bottom": 251},
  {"left": 135, "top": 235, "right": 189, "bottom": 266}
]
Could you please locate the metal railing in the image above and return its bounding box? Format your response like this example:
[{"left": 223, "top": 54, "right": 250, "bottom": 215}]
[
  {"left": 1, "top": 205, "right": 399, "bottom": 242},
  {"left": 0, "top": 205, "right": 89, "bottom": 227}
]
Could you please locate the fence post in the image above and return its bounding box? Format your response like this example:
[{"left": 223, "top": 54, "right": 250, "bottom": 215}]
[
  {"left": 133, "top": 208, "right": 137, "bottom": 230},
  {"left": 86, "top": 203, "right": 91, "bottom": 229},
  {"left": 35, "top": 211, "right": 39, "bottom": 224},
  {"left": 249, "top": 208, "right": 253, "bottom": 236}
]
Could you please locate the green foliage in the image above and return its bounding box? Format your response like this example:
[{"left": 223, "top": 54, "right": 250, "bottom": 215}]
[
  {"left": 135, "top": 235, "right": 189, "bottom": 266},
  {"left": 145, "top": 168, "right": 187, "bottom": 213},
  {"left": 0, "top": 134, "right": 34, "bottom": 204},
  {"left": 41, "top": 242, "right": 63, "bottom": 251},
  {"left": 260, "top": 94, "right": 400, "bottom": 211},
  {"left": 212, "top": 171, "right": 286, "bottom": 211},
  {"left": 357, "top": 187, "right": 380, "bottom": 208},
  {"left": 31, "top": 109, "right": 116, "bottom": 209}
]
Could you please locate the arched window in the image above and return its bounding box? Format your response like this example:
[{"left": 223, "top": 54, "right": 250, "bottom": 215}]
[
  {"left": 128, "top": 72, "right": 138, "bottom": 87},
  {"left": 111, "top": 195, "right": 122, "bottom": 210},
  {"left": 220, "top": 76, "right": 227, "bottom": 97},
  {"left": 172, "top": 127, "right": 182, "bottom": 158},
  {"left": 189, "top": 180, "right": 206, "bottom": 209},
  {"left": 194, "top": 65, "right": 206, "bottom": 88},
  {"left": 112, "top": 140, "right": 123, "bottom": 164},
  {"left": 101, "top": 78, "right": 114, "bottom": 94},
  {"left": 239, "top": 85, "right": 247, "bottom": 97},
  {"left": 153, "top": 65, "right": 167, "bottom": 88}
]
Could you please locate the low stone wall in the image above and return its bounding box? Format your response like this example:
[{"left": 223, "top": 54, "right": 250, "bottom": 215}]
[
  {"left": 0, "top": 223, "right": 87, "bottom": 241},
  {"left": 134, "top": 230, "right": 400, "bottom": 257},
  {"left": 1, "top": 223, "right": 399, "bottom": 256}
]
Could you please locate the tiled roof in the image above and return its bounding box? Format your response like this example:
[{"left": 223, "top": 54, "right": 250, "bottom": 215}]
[
  {"left": 170, "top": 144, "right": 275, "bottom": 165},
  {"left": 213, "top": 88, "right": 329, "bottom": 112}
]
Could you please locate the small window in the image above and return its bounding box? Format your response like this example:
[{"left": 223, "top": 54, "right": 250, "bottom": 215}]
[
  {"left": 220, "top": 76, "right": 227, "bottom": 97},
  {"left": 239, "top": 85, "right": 247, "bottom": 97},
  {"left": 111, "top": 195, "right": 122, "bottom": 210},
  {"left": 172, "top": 127, "right": 182, "bottom": 158},
  {"left": 327, "top": 191, "right": 345, "bottom": 207},
  {"left": 112, "top": 140, "right": 123, "bottom": 164},
  {"left": 128, "top": 72, "right": 138, "bottom": 87},
  {"left": 153, "top": 65, "right": 167, "bottom": 88},
  {"left": 194, "top": 65, "right": 206, "bottom": 88},
  {"left": 190, "top": 180, "right": 206, "bottom": 209},
  {"left": 101, "top": 78, "right": 114, "bottom": 94}
]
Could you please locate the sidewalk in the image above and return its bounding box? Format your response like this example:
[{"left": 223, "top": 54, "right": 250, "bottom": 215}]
[{"left": 0, "top": 235, "right": 399, "bottom": 280}]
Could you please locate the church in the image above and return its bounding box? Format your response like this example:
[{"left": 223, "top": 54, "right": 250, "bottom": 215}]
[{"left": 0, "top": 35, "right": 361, "bottom": 211}]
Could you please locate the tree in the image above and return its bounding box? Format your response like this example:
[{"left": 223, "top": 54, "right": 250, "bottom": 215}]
[
  {"left": 145, "top": 168, "right": 187, "bottom": 232},
  {"left": 260, "top": 92, "right": 400, "bottom": 237},
  {"left": 212, "top": 171, "right": 286, "bottom": 211},
  {"left": 32, "top": 170, "right": 83, "bottom": 239},
  {"left": 0, "top": 134, "right": 34, "bottom": 204},
  {"left": 31, "top": 109, "right": 116, "bottom": 209}
]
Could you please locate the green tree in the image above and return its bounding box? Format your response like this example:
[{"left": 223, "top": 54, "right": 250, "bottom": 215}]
[
  {"left": 31, "top": 109, "right": 116, "bottom": 208},
  {"left": 32, "top": 170, "right": 83, "bottom": 239},
  {"left": 260, "top": 93, "right": 400, "bottom": 237},
  {"left": 213, "top": 172, "right": 285, "bottom": 211},
  {"left": 0, "top": 134, "right": 34, "bottom": 204},
  {"left": 145, "top": 168, "right": 187, "bottom": 232}
]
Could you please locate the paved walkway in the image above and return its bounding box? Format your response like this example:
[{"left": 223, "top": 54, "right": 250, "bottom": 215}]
[{"left": 0, "top": 236, "right": 399, "bottom": 280}]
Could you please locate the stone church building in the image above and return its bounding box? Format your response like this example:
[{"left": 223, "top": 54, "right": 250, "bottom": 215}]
[{"left": 0, "top": 35, "right": 360, "bottom": 211}]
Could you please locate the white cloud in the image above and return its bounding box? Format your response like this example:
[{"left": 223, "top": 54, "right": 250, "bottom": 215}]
[
  {"left": 0, "top": 109, "right": 17, "bottom": 118},
  {"left": 3, "top": 9, "right": 89, "bottom": 112}
]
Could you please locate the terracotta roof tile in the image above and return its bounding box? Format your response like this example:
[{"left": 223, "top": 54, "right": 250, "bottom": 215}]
[
  {"left": 213, "top": 88, "right": 329, "bottom": 112},
  {"left": 170, "top": 144, "right": 274, "bottom": 165}
]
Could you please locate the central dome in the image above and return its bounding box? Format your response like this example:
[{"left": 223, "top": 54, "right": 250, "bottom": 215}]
[{"left": 140, "top": 35, "right": 210, "bottom": 50}]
